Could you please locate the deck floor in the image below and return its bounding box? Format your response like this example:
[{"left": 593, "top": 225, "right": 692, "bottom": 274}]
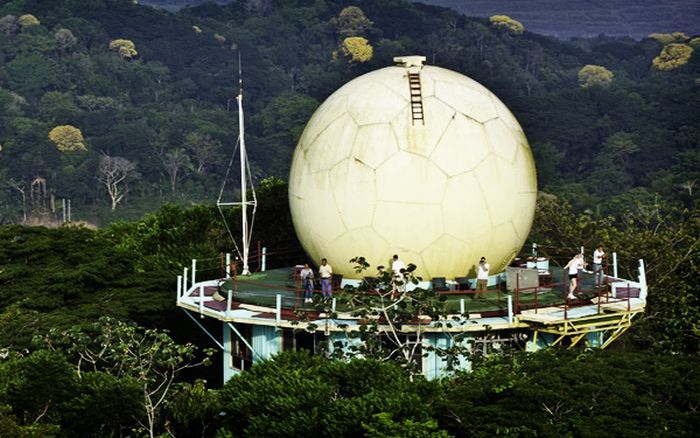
[{"left": 191, "top": 266, "right": 629, "bottom": 316}]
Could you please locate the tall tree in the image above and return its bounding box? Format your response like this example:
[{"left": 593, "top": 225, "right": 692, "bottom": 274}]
[
  {"left": 183, "top": 132, "right": 221, "bottom": 175},
  {"left": 39, "top": 317, "right": 213, "bottom": 438},
  {"left": 161, "top": 148, "right": 191, "bottom": 192},
  {"left": 97, "top": 153, "right": 138, "bottom": 210}
]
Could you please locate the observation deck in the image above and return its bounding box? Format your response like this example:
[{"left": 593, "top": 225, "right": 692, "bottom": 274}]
[{"left": 176, "top": 250, "right": 647, "bottom": 354}]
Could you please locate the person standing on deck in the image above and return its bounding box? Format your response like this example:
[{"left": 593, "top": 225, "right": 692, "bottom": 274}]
[
  {"left": 391, "top": 254, "right": 406, "bottom": 293},
  {"left": 300, "top": 263, "right": 314, "bottom": 303},
  {"left": 476, "top": 257, "right": 490, "bottom": 299},
  {"left": 592, "top": 244, "right": 606, "bottom": 288},
  {"left": 319, "top": 258, "right": 333, "bottom": 299},
  {"left": 564, "top": 253, "right": 585, "bottom": 300}
]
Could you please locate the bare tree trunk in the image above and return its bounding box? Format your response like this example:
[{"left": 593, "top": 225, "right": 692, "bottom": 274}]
[{"left": 97, "top": 153, "right": 138, "bottom": 211}]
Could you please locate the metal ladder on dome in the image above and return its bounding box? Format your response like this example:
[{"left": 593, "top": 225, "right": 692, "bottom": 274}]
[{"left": 407, "top": 72, "right": 424, "bottom": 125}]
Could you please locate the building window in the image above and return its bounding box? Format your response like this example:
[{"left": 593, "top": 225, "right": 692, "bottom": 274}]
[
  {"left": 230, "top": 324, "right": 253, "bottom": 371},
  {"left": 282, "top": 328, "right": 316, "bottom": 353}
]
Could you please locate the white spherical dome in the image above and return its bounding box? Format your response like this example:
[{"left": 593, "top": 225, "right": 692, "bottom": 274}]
[{"left": 288, "top": 57, "right": 537, "bottom": 279}]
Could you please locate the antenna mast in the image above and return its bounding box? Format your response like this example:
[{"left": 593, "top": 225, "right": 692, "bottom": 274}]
[
  {"left": 218, "top": 55, "right": 257, "bottom": 276},
  {"left": 237, "top": 55, "right": 252, "bottom": 275}
]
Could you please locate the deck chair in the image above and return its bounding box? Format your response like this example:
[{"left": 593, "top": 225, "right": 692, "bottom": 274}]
[
  {"left": 431, "top": 277, "right": 449, "bottom": 292},
  {"left": 455, "top": 276, "right": 471, "bottom": 291},
  {"left": 331, "top": 273, "right": 343, "bottom": 290}
]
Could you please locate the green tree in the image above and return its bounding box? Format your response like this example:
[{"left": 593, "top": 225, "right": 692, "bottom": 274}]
[
  {"left": 531, "top": 142, "right": 563, "bottom": 186},
  {"left": 5, "top": 53, "right": 59, "bottom": 96},
  {"left": 341, "top": 36, "right": 373, "bottom": 63},
  {"left": 48, "top": 124, "right": 86, "bottom": 152},
  {"left": 218, "top": 351, "right": 440, "bottom": 436},
  {"left": 61, "top": 371, "right": 142, "bottom": 436},
  {"left": 109, "top": 38, "right": 138, "bottom": 59},
  {"left": 489, "top": 15, "right": 524, "bottom": 35},
  {"left": 39, "top": 317, "right": 213, "bottom": 438},
  {"left": 434, "top": 350, "right": 700, "bottom": 436},
  {"left": 332, "top": 6, "right": 373, "bottom": 38},
  {"left": 53, "top": 28, "right": 77, "bottom": 51},
  {"left": 578, "top": 64, "right": 614, "bottom": 88},
  {"left": 0, "top": 350, "right": 75, "bottom": 427},
  {"left": 652, "top": 43, "right": 694, "bottom": 71},
  {"left": 40, "top": 91, "right": 81, "bottom": 123},
  {"left": 17, "top": 14, "right": 39, "bottom": 30},
  {"left": 589, "top": 132, "right": 639, "bottom": 196},
  {"left": 648, "top": 32, "right": 689, "bottom": 44},
  {"left": 183, "top": 131, "right": 221, "bottom": 175},
  {"left": 161, "top": 147, "right": 192, "bottom": 192},
  {"left": 0, "top": 15, "right": 18, "bottom": 35}
]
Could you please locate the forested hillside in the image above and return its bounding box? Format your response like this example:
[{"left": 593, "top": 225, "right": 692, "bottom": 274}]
[{"left": 0, "top": 0, "right": 698, "bottom": 226}]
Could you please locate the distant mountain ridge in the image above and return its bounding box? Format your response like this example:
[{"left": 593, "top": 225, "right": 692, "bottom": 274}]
[
  {"left": 420, "top": 0, "right": 700, "bottom": 40},
  {"left": 140, "top": 0, "right": 700, "bottom": 40}
]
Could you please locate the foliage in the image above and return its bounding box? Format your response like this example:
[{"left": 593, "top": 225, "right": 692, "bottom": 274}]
[
  {"left": 48, "top": 124, "right": 86, "bottom": 152},
  {"left": 530, "top": 195, "right": 700, "bottom": 353},
  {"left": 17, "top": 14, "right": 39, "bottom": 29},
  {"left": 36, "top": 316, "right": 214, "bottom": 438},
  {"left": 168, "top": 379, "right": 221, "bottom": 437},
  {"left": 332, "top": 6, "right": 373, "bottom": 38},
  {"left": 342, "top": 36, "right": 374, "bottom": 63},
  {"left": 109, "top": 38, "right": 138, "bottom": 59},
  {"left": 577, "top": 64, "right": 614, "bottom": 88},
  {"left": 53, "top": 28, "right": 77, "bottom": 51},
  {"left": 362, "top": 413, "right": 451, "bottom": 438},
  {"left": 313, "top": 256, "right": 468, "bottom": 378},
  {"left": 217, "top": 351, "right": 440, "bottom": 436},
  {"left": 434, "top": 349, "right": 700, "bottom": 437},
  {"left": 0, "top": 224, "right": 177, "bottom": 342},
  {"left": 652, "top": 43, "right": 694, "bottom": 71},
  {"left": 0, "top": 15, "right": 18, "bottom": 35},
  {"left": 489, "top": 14, "right": 524, "bottom": 35},
  {"left": 648, "top": 32, "right": 689, "bottom": 44},
  {"left": 0, "top": 0, "right": 695, "bottom": 223},
  {"left": 214, "top": 348, "right": 699, "bottom": 436}
]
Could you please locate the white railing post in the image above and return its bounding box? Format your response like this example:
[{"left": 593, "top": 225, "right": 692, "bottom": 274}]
[
  {"left": 580, "top": 245, "right": 585, "bottom": 256},
  {"left": 226, "top": 253, "right": 231, "bottom": 277},
  {"left": 507, "top": 295, "right": 513, "bottom": 324},
  {"left": 332, "top": 297, "right": 337, "bottom": 313},
  {"left": 275, "top": 294, "right": 282, "bottom": 323},
  {"left": 460, "top": 298, "right": 465, "bottom": 316},
  {"left": 191, "top": 259, "right": 197, "bottom": 286},
  {"left": 199, "top": 285, "right": 204, "bottom": 317},
  {"left": 532, "top": 242, "right": 537, "bottom": 257},
  {"left": 612, "top": 252, "right": 618, "bottom": 278},
  {"left": 177, "top": 275, "right": 182, "bottom": 303},
  {"left": 638, "top": 259, "right": 647, "bottom": 301},
  {"left": 262, "top": 247, "right": 267, "bottom": 272},
  {"left": 183, "top": 267, "right": 188, "bottom": 292},
  {"left": 226, "top": 289, "right": 232, "bottom": 315}
]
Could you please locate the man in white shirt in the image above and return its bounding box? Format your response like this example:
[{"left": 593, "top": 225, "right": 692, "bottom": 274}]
[
  {"left": 476, "top": 257, "right": 490, "bottom": 299},
  {"left": 592, "top": 244, "right": 606, "bottom": 288},
  {"left": 318, "top": 258, "right": 333, "bottom": 299},
  {"left": 391, "top": 254, "right": 406, "bottom": 292}
]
